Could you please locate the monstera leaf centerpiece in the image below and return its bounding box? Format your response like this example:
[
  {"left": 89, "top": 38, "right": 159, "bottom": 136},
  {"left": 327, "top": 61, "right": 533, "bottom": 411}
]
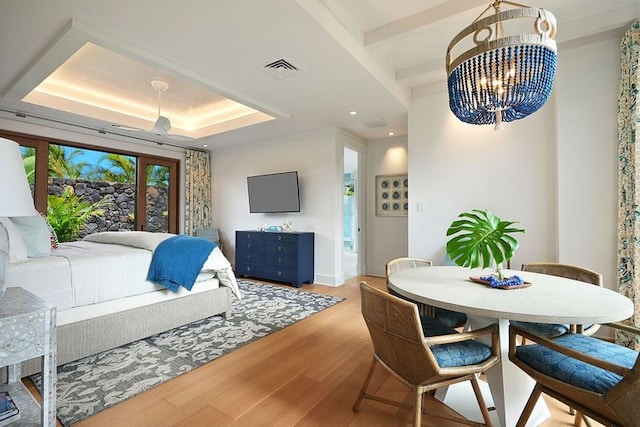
[{"left": 446, "top": 209, "right": 524, "bottom": 282}]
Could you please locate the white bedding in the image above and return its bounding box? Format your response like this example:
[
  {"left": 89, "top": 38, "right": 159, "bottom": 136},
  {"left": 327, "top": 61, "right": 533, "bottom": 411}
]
[
  {"left": 7, "top": 254, "right": 74, "bottom": 309},
  {"left": 7, "top": 231, "right": 241, "bottom": 311}
]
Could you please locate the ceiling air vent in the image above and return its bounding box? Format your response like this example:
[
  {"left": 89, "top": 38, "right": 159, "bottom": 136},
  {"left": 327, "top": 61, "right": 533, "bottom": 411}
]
[
  {"left": 364, "top": 119, "right": 391, "bottom": 129},
  {"left": 261, "top": 58, "right": 302, "bottom": 80}
]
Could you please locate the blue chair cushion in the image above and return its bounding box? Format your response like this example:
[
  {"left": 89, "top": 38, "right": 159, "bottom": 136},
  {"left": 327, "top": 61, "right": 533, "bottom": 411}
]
[
  {"left": 420, "top": 318, "right": 493, "bottom": 368},
  {"left": 511, "top": 320, "right": 570, "bottom": 337},
  {"left": 434, "top": 308, "right": 468, "bottom": 329},
  {"left": 432, "top": 340, "right": 493, "bottom": 368},
  {"left": 515, "top": 333, "right": 638, "bottom": 394}
]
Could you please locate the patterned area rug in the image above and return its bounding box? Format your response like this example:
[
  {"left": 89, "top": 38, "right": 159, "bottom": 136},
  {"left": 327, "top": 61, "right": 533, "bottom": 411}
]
[{"left": 33, "top": 280, "right": 344, "bottom": 426}]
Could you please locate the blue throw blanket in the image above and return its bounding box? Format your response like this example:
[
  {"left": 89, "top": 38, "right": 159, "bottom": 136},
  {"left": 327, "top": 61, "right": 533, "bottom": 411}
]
[{"left": 147, "top": 235, "right": 217, "bottom": 292}]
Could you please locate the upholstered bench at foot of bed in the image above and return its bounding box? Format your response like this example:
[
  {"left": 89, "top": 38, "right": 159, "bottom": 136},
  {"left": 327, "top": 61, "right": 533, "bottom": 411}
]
[{"left": 20, "top": 286, "right": 232, "bottom": 377}]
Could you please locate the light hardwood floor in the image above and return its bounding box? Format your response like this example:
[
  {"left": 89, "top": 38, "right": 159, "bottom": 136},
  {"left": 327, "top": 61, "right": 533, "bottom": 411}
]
[{"left": 29, "top": 275, "right": 599, "bottom": 426}]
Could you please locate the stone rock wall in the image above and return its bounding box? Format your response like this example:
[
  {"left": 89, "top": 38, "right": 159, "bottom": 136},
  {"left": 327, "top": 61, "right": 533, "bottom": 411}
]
[{"left": 48, "top": 178, "right": 168, "bottom": 237}]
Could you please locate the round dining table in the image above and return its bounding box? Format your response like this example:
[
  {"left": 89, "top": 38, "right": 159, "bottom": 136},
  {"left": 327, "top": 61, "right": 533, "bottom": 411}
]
[{"left": 388, "top": 266, "right": 634, "bottom": 427}]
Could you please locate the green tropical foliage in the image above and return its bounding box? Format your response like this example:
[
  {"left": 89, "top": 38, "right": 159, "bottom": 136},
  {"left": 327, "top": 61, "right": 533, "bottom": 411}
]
[
  {"left": 49, "top": 144, "right": 89, "bottom": 178},
  {"left": 147, "top": 165, "right": 169, "bottom": 187},
  {"left": 21, "top": 147, "right": 36, "bottom": 184},
  {"left": 344, "top": 183, "right": 355, "bottom": 196},
  {"left": 91, "top": 153, "right": 136, "bottom": 183},
  {"left": 47, "top": 187, "right": 113, "bottom": 242},
  {"left": 446, "top": 209, "right": 525, "bottom": 276}
]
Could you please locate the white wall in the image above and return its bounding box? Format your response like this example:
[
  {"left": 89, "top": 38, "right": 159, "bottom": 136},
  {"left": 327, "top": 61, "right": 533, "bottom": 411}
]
[
  {"left": 211, "top": 127, "right": 343, "bottom": 286},
  {"left": 408, "top": 92, "right": 557, "bottom": 268},
  {"left": 556, "top": 33, "right": 622, "bottom": 290},
  {"left": 366, "top": 136, "right": 408, "bottom": 277},
  {"left": 407, "top": 31, "right": 623, "bottom": 291}
]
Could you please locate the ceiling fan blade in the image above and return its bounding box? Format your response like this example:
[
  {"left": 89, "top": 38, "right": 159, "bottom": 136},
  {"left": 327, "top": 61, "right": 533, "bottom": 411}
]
[{"left": 111, "top": 123, "right": 144, "bottom": 132}]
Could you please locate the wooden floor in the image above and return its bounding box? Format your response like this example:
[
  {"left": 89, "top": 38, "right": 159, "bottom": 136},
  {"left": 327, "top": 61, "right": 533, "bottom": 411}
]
[{"left": 29, "top": 275, "right": 599, "bottom": 426}]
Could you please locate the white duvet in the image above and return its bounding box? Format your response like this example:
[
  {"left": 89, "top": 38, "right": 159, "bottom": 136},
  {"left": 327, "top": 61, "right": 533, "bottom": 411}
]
[{"left": 82, "top": 231, "right": 241, "bottom": 300}]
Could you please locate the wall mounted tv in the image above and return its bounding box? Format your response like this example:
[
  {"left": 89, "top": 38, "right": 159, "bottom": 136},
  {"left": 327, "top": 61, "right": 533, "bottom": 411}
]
[{"left": 247, "top": 171, "right": 301, "bottom": 213}]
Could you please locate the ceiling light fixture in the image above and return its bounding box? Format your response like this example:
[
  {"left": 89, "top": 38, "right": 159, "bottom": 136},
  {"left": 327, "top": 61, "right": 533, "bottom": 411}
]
[{"left": 446, "top": 0, "right": 557, "bottom": 130}]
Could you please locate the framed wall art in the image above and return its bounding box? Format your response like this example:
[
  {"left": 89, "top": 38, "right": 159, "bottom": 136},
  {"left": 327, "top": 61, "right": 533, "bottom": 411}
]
[{"left": 376, "top": 174, "right": 408, "bottom": 216}]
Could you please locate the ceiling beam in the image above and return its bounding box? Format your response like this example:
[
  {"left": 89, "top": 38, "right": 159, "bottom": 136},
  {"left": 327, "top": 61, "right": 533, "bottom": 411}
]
[
  {"left": 396, "top": 58, "right": 442, "bottom": 82},
  {"left": 364, "top": 0, "right": 489, "bottom": 46}
]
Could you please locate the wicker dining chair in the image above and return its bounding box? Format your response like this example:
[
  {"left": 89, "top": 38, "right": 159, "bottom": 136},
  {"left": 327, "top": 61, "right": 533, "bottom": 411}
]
[
  {"left": 353, "top": 281, "right": 500, "bottom": 426},
  {"left": 512, "top": 263, "right": 603, "bottom": 337},
  {"left": 385, "top": 257, "right": 468, "bottom": 329},
  {"left": 509, "top": 322, "right": 640, "bottom": 427}
]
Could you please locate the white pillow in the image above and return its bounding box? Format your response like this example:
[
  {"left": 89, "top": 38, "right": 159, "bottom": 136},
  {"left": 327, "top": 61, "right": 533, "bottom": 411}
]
[
  {"left": 0, "top": 217, "right": 29, "bottom": 262},
  {"left": 11, "top": 214, "right": 52, "bottom": 258},
  {"left": 83, "top": 231, "right": 175, "bottom": 251}
]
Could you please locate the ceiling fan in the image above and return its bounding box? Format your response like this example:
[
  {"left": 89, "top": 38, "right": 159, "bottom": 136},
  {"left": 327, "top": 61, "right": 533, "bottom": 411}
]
[{"left": 111, "top": 80, "right": 194, "bottom": 141}]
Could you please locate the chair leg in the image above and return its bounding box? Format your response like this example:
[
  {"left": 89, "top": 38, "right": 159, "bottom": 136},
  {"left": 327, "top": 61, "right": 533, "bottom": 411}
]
[
  {"left": 574, "top": 411, "right": 592, "bottom": 427},
  {"left": 353, "top": 357, "right": 378, "bottom": 412},
  {"left": 470, "top": 375, "right": 493, "bottom": 427},
  {"left": 414, "top": 390, "right": 423, "bottom": 427},
  {"left": 516, "top": 384, "right": 543, "bottom": 427}
]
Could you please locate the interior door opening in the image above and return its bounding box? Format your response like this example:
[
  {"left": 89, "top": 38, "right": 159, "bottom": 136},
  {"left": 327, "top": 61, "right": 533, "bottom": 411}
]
[{"left": 343, "top": 147, "right": 359, "bottom": 279}]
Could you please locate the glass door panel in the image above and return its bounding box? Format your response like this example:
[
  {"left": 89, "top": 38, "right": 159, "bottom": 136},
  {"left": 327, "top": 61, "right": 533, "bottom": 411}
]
[{"left": 137, "top": 157, "right": 178, "bottom": 233}]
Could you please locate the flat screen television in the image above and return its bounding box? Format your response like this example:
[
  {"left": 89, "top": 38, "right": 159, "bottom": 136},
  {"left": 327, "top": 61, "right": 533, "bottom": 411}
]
[{"left": 247, "top": 171, "right": 300, "bottom": 213}]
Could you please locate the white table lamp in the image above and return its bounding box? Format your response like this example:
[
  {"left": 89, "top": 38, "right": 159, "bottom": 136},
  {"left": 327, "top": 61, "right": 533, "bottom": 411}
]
[{"left": 0, "top": 137, "right": 37, "bottom": 297}]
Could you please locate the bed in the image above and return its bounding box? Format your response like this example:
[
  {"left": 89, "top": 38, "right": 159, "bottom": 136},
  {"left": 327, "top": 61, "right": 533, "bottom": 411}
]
[{"left": 3, "top": 218, "right": 240, "bottom": 377}]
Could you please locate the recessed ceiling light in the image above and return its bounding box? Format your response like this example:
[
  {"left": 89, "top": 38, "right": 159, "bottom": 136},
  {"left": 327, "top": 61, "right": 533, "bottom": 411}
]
[
  {"left": 388, "top": 131, "right": 395, "bottom": 136},
  {"left": 349, "top": 111, "right": 357, "bottom": 115}
]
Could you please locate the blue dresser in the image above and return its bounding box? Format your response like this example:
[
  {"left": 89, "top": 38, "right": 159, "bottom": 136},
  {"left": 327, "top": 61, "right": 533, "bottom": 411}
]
[{"left": 235, "top": 230, "right": 314, "bottom": 287}]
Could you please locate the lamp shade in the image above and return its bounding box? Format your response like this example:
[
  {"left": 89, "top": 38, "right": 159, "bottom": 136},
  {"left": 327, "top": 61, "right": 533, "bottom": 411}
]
[
  {"left": 0, "top": 137, "right": 36, "bottom": 216},
  {"left": 446, "top": 2, "right": 557, "bottom": 129}
]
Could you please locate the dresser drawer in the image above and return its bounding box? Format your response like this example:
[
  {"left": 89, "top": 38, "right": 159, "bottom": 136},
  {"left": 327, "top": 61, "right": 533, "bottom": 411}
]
[
  {"left": 236, "top": 238, "right": 264, "bottom": 253},
  {"left": 236, "top": 252, "right": 264, "bottom": 264},
  {"left": 264, "top": 233, "right": 297, "bottom": 243},
  {"left": 236, "top": 231, "right": 264, "bottom": 251},
  {"left": 236, "top": 263, "right": 264, "bottom": 277},
  {"left": 265, "top": 240, "right": 297, "bottom": 258},
  {"left": 263, "top": 266, "right": 297, "bottom": 282}
]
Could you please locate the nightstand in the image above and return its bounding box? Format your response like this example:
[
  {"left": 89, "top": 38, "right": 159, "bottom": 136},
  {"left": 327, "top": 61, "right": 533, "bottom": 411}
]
[{"left": 0, "top": 287, "right": 56, "bottom": 426}]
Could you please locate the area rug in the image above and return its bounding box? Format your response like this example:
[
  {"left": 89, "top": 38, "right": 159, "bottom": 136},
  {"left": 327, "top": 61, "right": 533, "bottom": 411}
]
[{"left": 33, "top": 280, "right": 345, "bottom": 426}]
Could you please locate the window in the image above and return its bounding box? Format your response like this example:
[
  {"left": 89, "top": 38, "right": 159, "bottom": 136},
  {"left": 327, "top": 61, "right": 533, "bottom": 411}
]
[{"left": 5, "top": 131, "right": 178, "bottom": 241}]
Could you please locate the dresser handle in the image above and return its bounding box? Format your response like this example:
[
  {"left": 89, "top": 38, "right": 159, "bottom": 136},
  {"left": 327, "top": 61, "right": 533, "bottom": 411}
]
[
  {"left": 277, "top": 245, "right": 282, "bottom": 251},
  {"left": 277, "top": 271, "right": 282, "bottom": 276},
  {"left": 247, "top": 243, "right": 251, "bottom": 249},
  {"left": 278, "top": 235, "right": 282, "bottom": 240},
  {"left": 277, "top": 258, "right": 282, "bottom": 263}
]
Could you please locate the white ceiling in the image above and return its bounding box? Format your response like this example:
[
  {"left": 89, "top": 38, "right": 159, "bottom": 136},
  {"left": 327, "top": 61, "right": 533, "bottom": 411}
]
[{"left": 0, "top": 0, "right": 639, "bottom": 150}]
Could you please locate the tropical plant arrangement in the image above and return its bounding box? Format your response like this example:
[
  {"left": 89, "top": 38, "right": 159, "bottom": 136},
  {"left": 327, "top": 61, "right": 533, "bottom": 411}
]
[
  {"left": 446, "top": 209, "right": 525, "bottom": 286},
  {"left": 47, "top": 187, "right": 113, "bottom": 242}
]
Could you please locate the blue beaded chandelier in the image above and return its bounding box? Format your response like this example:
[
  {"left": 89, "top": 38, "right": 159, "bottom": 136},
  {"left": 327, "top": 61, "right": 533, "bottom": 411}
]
[{"left": 446, "top": 1, "right": 557, "bottom": 130}]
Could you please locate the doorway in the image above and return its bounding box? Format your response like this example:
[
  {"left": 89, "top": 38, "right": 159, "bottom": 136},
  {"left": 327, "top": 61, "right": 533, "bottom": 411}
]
[{"left": 343, "top": 147, "right": 360, "bottom": 279}]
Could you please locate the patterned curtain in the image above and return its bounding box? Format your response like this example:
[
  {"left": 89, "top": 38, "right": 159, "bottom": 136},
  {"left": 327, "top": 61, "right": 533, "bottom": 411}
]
[
  {"left": 184, "top": 149, "right": 212, "bottom": 236},
  {"left": 617, "top": 20, "right": 640, "bottom": 349}
]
